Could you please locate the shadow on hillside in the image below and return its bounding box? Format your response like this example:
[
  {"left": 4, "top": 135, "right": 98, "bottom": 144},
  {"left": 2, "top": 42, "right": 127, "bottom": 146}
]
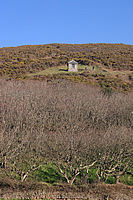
[{"left": 59, "top": 69, "right": 67, "bottom": 72}]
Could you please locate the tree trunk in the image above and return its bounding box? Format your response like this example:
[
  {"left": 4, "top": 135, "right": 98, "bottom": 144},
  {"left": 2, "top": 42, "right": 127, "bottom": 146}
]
[{"left": 116, "top": 175, "right": 120, "bottom": 184}]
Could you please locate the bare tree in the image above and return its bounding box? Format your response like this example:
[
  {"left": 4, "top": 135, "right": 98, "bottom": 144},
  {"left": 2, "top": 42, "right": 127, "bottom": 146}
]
[
  {"left": 0, "top": 80, "right": 48, "bottom": 181},
  {"left": 42, "top": 129, "right": 99, "bottom": 185},
  {"left": 1, "top": 79, "right": 133, "bottom": 185},
  {"left": 96, "top": 126, "right": 133, "bottom": 183},
  {"left": 0, "top": 117, "right": 47, "bottom": 182}
]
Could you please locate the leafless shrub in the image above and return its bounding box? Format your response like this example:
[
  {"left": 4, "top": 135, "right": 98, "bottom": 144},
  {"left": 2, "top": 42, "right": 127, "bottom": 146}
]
[
  {"left": 96, "top": 126, "right": 133, "bottom": 183},
  {"left": 0, "top": 79, "right": 133, "bottom": 184}
]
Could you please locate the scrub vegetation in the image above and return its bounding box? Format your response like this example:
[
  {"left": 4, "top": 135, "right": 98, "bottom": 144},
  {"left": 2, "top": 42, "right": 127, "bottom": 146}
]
[{"left": 1, "top": 79, "right": 133, "bottom": 188}]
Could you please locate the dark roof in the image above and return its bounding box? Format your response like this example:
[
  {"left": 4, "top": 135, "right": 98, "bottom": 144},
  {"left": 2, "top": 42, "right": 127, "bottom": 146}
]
[{"left": 68, "top": 59, "right": 78, "bottom": 64}]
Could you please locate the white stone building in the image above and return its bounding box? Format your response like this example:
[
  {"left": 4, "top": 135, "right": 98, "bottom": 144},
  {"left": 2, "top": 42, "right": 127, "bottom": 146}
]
[{"left": 67, "top": 60, "right": 78, "bottom": 72}]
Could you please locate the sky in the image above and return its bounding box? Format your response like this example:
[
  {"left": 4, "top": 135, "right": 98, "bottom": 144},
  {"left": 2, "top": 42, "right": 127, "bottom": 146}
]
[{"left": 0, "top": 0, "right": 133, "bottom": 48}]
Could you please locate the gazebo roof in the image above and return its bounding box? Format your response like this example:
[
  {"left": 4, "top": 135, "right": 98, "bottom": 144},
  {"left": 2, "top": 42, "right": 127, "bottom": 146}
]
[{"left": 68, "top": 59, "right": 78, "bottom": 64}]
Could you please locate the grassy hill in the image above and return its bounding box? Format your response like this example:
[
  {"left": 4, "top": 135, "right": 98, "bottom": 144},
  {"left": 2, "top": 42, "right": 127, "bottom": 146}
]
[
  {"left": 0, "top": 43, "right": 133, "bottom": 77},
  {"left": 0, "top": 43, "right": 133, "bottom": 92}
]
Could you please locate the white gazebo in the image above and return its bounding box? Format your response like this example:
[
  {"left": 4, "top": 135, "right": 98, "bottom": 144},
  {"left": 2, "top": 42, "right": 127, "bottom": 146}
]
[{"left": 67, "top": 60, "right": 78, "bottom": 72}]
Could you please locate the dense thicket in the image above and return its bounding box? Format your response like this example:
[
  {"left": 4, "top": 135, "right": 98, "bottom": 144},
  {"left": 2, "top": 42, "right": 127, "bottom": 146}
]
[
  {"left": 0, "top": 43, "right": 133, "bottom": 76},
  {"left": 0, "top": 79, "right": 133, "bottom": 185}
]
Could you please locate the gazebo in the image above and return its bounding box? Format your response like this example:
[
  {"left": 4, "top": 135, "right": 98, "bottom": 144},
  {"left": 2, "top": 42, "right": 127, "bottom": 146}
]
[{"left": 67, "top": 60, "right": 78, "bottom": 72}]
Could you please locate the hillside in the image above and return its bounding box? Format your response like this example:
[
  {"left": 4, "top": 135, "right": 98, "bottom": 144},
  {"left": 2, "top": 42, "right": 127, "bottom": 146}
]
[
  {"left": 0, "top": 43, "right": 133, "bottom": 92},
  {"left": 1, "top": 44, "right": 133, "bottom": 198},
  {"left": 0, "top": 43, "right": 133, "bottom": 76}
]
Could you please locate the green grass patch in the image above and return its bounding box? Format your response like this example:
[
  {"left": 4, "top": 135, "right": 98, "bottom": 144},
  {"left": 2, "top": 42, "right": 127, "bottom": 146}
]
[
  {"left": 27, "top": 65, "right": 93, "bottom": 77},
  {"left": 105, "top": 176, "right": 116, "bottom": 184},
  {"left": 27, "top": 64, "right": 133, "bottom": 83},
  {"left": 120, "top": 173, "right": 133, "bottom": 186},
  {"left": 29, "top": 164, "right": 66, "bottom": 185}
]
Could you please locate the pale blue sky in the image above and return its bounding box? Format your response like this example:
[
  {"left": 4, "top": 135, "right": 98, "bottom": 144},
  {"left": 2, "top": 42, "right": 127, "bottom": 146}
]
[{"left": 0, "top": 0, "right": 133, "bottom": 48}]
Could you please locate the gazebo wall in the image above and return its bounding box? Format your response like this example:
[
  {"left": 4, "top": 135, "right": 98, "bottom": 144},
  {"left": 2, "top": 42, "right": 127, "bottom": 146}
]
[{"left": 68, "top": 63, "right": 78, "bottom": 72}]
